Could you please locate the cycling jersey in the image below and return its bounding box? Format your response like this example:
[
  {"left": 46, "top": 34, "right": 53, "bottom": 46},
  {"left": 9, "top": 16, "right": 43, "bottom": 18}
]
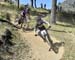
[{"left": 34, "top": 16, "right": 50, "bottom": 35}]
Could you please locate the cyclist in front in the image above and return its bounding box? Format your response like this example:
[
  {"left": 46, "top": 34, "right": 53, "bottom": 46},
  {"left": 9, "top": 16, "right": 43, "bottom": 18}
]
[{"left": 34, "top": 13, "right": 58, "bottom": 53}]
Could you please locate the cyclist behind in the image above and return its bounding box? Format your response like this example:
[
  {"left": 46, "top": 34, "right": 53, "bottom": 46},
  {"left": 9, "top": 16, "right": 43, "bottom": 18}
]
[{"left": 20, "top": 4, "right": 31, "bottom": 29}]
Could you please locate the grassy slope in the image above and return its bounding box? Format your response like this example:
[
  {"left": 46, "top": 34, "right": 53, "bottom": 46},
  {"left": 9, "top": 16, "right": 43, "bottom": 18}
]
[
  {"left": 0, "top": 2, "right": 32, "bottom": 60},
  {"left": 0, "top": 21, "right": 32, "bottom": 60}
]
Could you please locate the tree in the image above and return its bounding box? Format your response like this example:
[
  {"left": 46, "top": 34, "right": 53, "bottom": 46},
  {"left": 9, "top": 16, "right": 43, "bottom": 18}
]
[
  {"left": 17, "top": 0, "right": 20, "bottom": 8},
  {"left": 41, "top": 3, "right": 43, "bottom": 8},
  {"left": 44, "top": 4, "right": 46, "bottom": 9},
  {"left": 15, "top": 0, "right": 20, "bottom": 8},
  {"left": 58, "top": 2, "right": 62, "bottom": 12},
  {"left": 30, "top": 0, "right": 34, "bottom": 7},
  {"left": 50, "top": 0, "right": 57, "bottom": 24},
  {"left": 34, "top": 0, "right": 37, "bottom": 8}
]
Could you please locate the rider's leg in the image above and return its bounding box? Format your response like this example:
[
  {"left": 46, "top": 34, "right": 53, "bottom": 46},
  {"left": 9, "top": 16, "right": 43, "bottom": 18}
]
[
  {"left": 45, "top": 30, "right": 57, "bottom": 51},
  {"left": 20, "top": 17, "right": 24, "bottom": 28},
  {"left": 45, "top": 30, "right": 53, "bottom": 46},
  {"left": 26, "top": 22, "right": 30, "bottom": 29},
  {"left": 26, "top": 16, "right": 30, "bottom": 29},
  {"left": 23, "top": 17, "right": 27, "bottom": 29},
  {"left": 46, "top": 30, "right": 59, "bottom": 53},
  {"left": 21, "top": 22, "right": 23, "bottom": 28},
  {"left": 38, "top": 31, "right": 47, "bottom": 42}
]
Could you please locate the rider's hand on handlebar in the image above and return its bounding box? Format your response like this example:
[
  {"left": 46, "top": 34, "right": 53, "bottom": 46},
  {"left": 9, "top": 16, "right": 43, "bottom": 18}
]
[
  {"left": 49, "top": 26, "right": 51, "bottom": 28},
  {"left": 35, "top": 34, "right": 38, "bottom": 36},
  {"left": 47, "top": 26, "right": 51, "bottom": 30}
]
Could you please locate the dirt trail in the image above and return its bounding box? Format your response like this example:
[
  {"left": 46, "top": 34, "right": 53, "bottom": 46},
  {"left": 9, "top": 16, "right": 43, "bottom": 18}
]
[{"left": 19, "top": 30, "right": 64, "bottom": 60}]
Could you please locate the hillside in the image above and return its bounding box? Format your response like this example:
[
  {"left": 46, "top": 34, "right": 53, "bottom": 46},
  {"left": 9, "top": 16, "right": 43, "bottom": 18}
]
[
  {"left": 0, "top": 2, "right": 32, "bottom": 60},
  {"left": 0, "top": 2, "right": 75, "bottom": 60}
]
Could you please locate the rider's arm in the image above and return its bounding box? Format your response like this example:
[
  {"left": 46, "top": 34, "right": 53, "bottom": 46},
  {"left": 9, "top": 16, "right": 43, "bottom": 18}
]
[
  {"left": 42, "top": 20, "right": 50, "bottom": 26},
  {"left": 42, "top": 20, "right": 51, "bottom": 29}
]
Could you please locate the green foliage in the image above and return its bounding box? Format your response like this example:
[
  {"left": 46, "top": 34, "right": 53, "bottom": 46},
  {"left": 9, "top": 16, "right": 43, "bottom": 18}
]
[
  {"left": 0, "top": 12, "right": 6, "bottom": 19},
  {"left": 0, "top": 2, "right": 17, "bottom": 10}
]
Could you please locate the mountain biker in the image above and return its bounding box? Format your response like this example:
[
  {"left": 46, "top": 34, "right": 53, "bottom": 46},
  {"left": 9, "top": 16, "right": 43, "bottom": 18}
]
[
  {"left": 34, "top": 13, "right": 53, "bottom": 44},
  {"left": 20, "top": 5, "right": 31, "bottom": 29},
  {"left": 34, "top": 13, "right": 59, "bottom": 53}
]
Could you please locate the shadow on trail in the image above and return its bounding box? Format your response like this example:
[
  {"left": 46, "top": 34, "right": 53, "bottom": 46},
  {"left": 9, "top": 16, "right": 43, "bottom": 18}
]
[
  {"left": 49, "top": 42, "right": 65, "bottom": 54},
  {"left": 56, "top": 23, "right": 74, "bottom": 28},
  {"left": 50, "top": 29, "right": 66, "bottom": 33}
]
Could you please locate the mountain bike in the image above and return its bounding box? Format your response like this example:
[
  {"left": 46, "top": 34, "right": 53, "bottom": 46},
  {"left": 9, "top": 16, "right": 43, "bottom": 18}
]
[{"left": 36, "top": 26, "right": 64, "bottom": 54}]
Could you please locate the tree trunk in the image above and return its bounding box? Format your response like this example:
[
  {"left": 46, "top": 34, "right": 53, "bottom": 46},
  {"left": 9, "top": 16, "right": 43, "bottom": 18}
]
[
  {"left": 31, "top": 0, "right": 34, "bottom": 7},
  {"left": 17, "top": 0, "right": 19, "bottom": 8},
  {"left": 34, "top": 0, "right": 36, "bottom": 8},
  {"left": 50, "top": 0, "right": 57, "bottom": 24}
]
